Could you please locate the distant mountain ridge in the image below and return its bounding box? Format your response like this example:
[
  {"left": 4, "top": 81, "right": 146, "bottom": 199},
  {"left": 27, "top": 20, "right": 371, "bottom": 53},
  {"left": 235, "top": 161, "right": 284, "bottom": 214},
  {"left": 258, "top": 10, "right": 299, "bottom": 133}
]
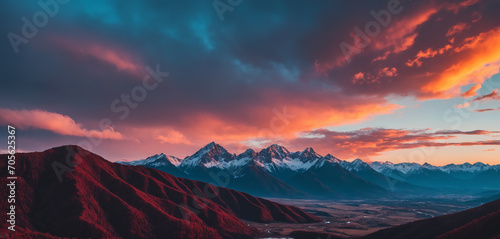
[
  {"left": 120, "top": 142, "right": 500, "bottom": 197},
  {"left": 371, "top": 161, "right": 500, "bottom": 190},
  {"left": 121, "top": 143, "right": 500, "bottom": 176},
  {"left": 370, "top": 161, "right": 500, "bottom": 175}
]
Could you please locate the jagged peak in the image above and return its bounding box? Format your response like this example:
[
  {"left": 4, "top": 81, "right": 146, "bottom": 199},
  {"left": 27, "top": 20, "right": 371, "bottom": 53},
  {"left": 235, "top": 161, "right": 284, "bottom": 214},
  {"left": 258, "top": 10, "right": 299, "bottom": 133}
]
[
  {"left": 237, "top": 148, "right": 258, "bottom": 159},
  {"left": 323, "top": 154, "right": 340, "bottom": 161},
  {"left": 196, "top": 142, "right": 228, "bottom": 155},
  {"left": 242, "top": 148, "right": 257, "bottom": 155},
  {"left": 261, "top": 144, "right": 290, "bottom": 155},
  {"left": 302, "top": 147, "right": 315, "bottom": 153},
  {"left": 351, "top": 159, "right": 365, "bottom": 166}
]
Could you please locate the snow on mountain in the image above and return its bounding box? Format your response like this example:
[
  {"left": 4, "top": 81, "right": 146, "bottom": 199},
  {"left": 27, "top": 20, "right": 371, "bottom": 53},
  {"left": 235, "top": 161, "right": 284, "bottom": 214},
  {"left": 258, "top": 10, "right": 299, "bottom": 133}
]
[
  {"left": 370, "top": 162, "right": 423, "bottom": 174},
  {"left": 120, "top": 143, "right": 499, "bottom": 179},
  {"left": 118, "top": 153, "right": 182, "bottom": 167},
  {"left": 125, "top": 143, "right": 339, "bottom": 174},
  {"left": 216, "top": 152, "right": 254, "bottom": 170},
  {"left": 257, "top": 145, "right": 325, "bottom": 172},
  {"left": 257, "top": 144, "right": 291, "bottom": 162},
  {"left": 439, "top": 162, "right": 491, "bottom": 173},
  {"left": 311, "top": 154, "right": 342, "bottom": 168},
  {"left": 371, "top": 161, "right": 499, "bottom": 175},
  {"left": 341, "top": 158, "right": 370, "bottom": 172},
  {"left": 179, "top": 142, "right": 236, "bottom": 170},
  {"left": 290, "top": 147, "right": 322, "bottom": 161}
]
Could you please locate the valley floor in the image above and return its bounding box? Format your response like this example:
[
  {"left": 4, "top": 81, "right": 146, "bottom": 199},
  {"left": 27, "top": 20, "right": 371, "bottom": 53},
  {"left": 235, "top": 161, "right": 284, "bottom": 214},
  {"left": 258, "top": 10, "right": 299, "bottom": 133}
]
[{"left": 248, "top": 195, "right": 484, "bottom": 238}]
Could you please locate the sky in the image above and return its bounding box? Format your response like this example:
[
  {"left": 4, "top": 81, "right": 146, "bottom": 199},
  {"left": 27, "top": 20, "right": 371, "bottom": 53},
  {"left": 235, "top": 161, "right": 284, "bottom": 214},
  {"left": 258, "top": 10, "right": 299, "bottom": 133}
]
[{"left": 0, "top": 0, "right": 499, "bottom": 165}]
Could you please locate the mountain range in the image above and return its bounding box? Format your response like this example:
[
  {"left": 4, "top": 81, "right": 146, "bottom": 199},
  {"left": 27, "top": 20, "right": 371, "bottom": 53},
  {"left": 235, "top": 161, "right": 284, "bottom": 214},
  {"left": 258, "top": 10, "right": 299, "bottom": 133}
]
[
  {"left": 120, "top": 142, "right": 500, "bottom": 198},
  {"left": 2, "top": 145, "right": 499, "bottom": 238},
  {"left": 0, "top": 145, "right": 320, "bottom": 239},
  {"left": 371, "top": 161, "right": 500, "bottom": 190},
  {"left": 120, "top": 143, "right": 390, "bottom": 198}
]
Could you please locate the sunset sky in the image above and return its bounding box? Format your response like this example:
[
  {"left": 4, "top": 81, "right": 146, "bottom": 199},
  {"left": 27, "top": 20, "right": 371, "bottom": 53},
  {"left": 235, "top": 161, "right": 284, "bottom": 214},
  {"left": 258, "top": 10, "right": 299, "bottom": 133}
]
[{"left": 1, "top": 0, "right": 499, "bottom": 165}]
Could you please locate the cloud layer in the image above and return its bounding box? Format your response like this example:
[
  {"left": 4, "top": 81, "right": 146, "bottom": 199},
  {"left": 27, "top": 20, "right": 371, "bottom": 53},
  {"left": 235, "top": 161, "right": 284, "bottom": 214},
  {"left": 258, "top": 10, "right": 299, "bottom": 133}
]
[
  {"left": 0, "top": 108, "right": 124, "bottom": 140},
  {"left": 0, "top": 0, "right": 498, "bottom": 161},
  {"left": 288, "top": 128, "right": 500, "bottom": 159}
]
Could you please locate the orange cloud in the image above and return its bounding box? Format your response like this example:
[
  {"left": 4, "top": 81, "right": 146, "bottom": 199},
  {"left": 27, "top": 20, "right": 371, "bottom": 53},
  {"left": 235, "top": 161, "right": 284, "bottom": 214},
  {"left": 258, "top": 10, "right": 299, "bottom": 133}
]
[
  {"left": 462, "top": 84, "right": 482, "bottom": 97},
  {"left": 288, "top": 128, "right": 500, "bottom": 159},
  {"left": 154, "top": 129, "right": 193, "bottom": 145},
  {"left": 353, "top": 72, "right": 365, "bottom": 81},
  {"left": 0, "top": 108, "right": 124, "bottom": 140},
  {"left": 407, "top": 44, "right": 453, "bottom": 67},
  {"left": 446, "top": 23, "right": 470, "bottom": 37},
  {"left": 454, "top": 102, "right": 470, "bottom": 108},
  {"left": 144, "top": 95, "right": 403, "bottom": 149},
  {"left": 422, "top": 27, "right": 500, "bottom": 97},
  {"left": 352, "top": 67, "right": 398, "bottom": 85},
  {"left": 315, "top": 5, "right": 439, "bottom": 72},
  {"left": 372, "top": 7, "right": 438, "bottom": 59}
]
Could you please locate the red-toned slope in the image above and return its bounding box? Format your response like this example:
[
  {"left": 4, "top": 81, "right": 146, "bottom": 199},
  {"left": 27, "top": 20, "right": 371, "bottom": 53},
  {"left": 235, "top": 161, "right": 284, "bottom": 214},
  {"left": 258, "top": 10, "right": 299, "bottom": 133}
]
[
  {"left": 362, "top": 197, "right": 500, "bottom": 239},
  {"left": 436, "top": 210, "right": 500, "bottom": 239},
  {"left": 0, "top": 146, "right": 320, "bottom": 239}
]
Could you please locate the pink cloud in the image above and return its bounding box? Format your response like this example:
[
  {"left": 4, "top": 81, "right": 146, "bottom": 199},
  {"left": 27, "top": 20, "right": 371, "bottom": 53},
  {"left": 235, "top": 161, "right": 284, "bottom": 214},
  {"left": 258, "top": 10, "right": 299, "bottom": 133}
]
[
  {"left": 474, "top": 107, "right": 500, "bottom": 113},
  {"left": 446, "top": 0, "right": 481, "bottom": 14},
  {"left": 473, "top": 89, "right": 500, "bottom": 102},
  {"left": 0, "top": 108, "right": 124, "bottom": 140},
  {"left": 49, "top": 35, "right": 144, "bottom": 76}
]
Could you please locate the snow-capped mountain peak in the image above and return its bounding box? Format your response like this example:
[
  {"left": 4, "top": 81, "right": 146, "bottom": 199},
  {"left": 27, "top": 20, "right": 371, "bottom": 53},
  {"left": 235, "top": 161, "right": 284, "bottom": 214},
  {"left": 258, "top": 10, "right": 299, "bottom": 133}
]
[
  {"left": 119, "top": 143, "right": 500, "bottom": 181},
  {"left": 179, "top": 142, "right": 235, "bottom": 169},
  {"left": 370, "top": 162, "right": 423, "bottom": 174},
  {"left": 118, "top": 153, "right": 182, "bottom": 167},
  {"left": 256, "top": 145, "right": 326, "bottom": 172},
  {"left": 298, "top": 147, "right": 322, "bottom": 160},
  {"left": 258, "top": 144, "right": 291, "bottom": 161},
  {"left": 439, "top": 162, "right": 491, "bottom": 173},
  {"left": 323, "top": 154, "right": 341, "bottom": 163},
  {"left": 311, "top": 154, "right": 341, "bottom": 169},
  {"left": 340, "top": 158, "right": 371, "bottom": 172},
  {"left": 238, "top": 148, "right": 258, "bottom": 159},
  {"left": 370, "top": 161, "right": 498, "bottom": 175}
]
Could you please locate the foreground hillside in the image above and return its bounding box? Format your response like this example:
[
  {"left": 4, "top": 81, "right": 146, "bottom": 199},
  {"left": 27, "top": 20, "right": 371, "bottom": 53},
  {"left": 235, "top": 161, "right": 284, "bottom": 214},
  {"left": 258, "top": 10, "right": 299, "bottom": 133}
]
[
  {"left": 0, "top": 146, "right": 320, "bottom": 239},
  {"left": 362, "top": 197, "right": 500, "bottom": 239}
]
